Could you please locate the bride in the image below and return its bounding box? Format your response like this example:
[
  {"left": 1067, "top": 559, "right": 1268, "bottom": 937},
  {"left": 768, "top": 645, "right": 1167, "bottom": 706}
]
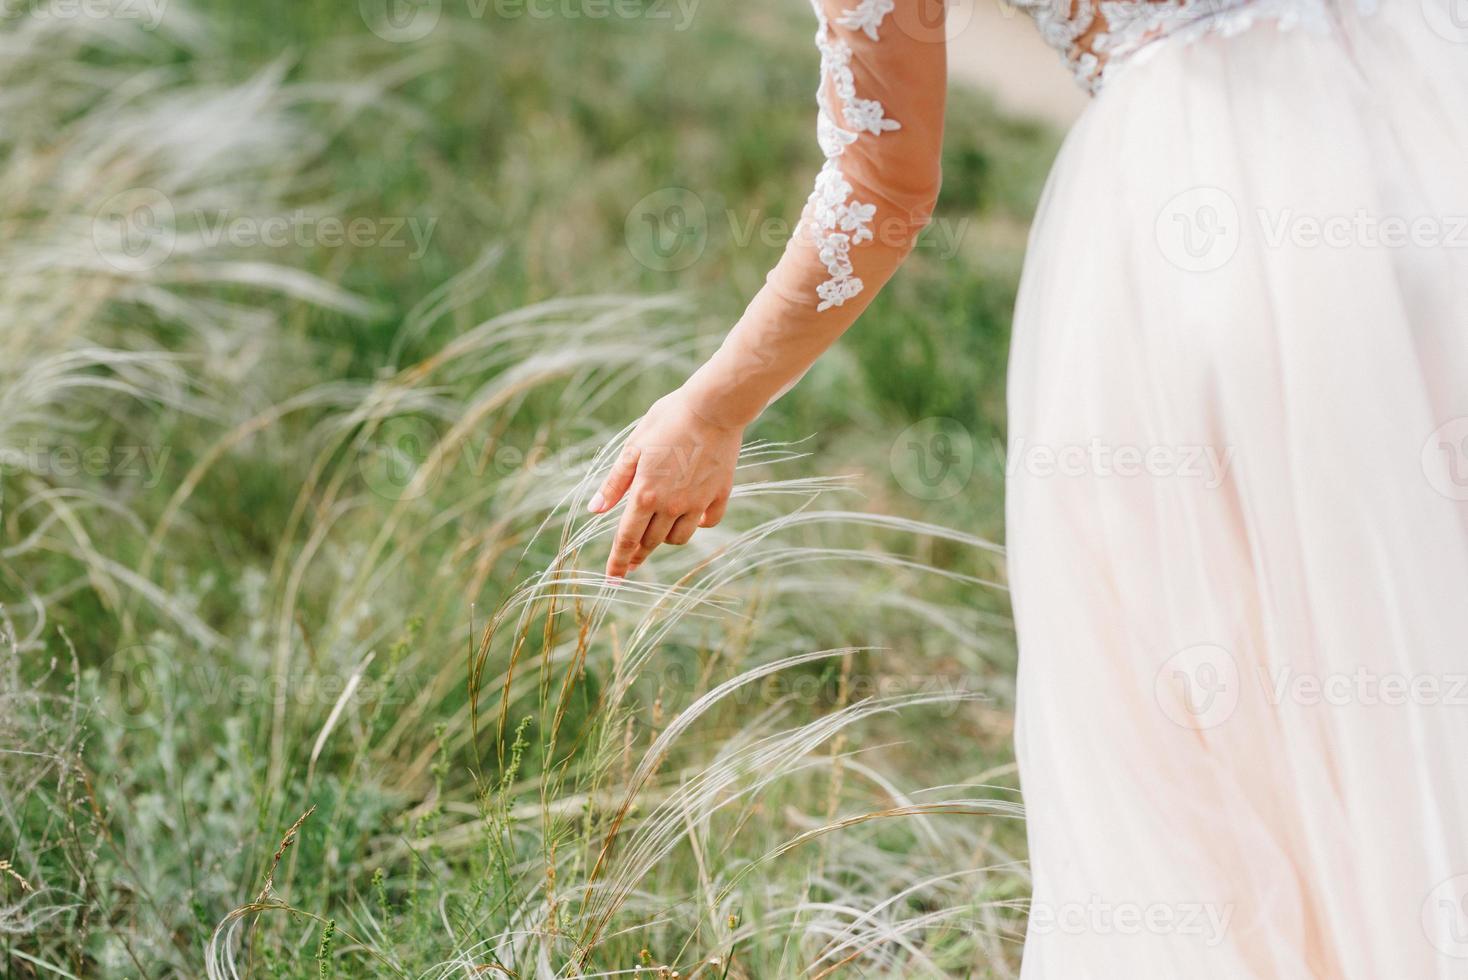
[{"left": 589, "top": 0, "right": 1468, "bottom": 974}]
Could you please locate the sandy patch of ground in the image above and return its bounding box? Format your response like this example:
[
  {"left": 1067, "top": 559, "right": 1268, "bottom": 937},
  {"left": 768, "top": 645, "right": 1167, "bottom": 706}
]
[{"left": 945, "top": 0, "right": 1089, "bottom": 128}]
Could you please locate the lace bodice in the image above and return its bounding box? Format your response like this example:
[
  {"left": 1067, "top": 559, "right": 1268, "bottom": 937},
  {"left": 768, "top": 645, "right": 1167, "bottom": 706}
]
[{"left": 1011, "top": 0, "right": 1380, "bottom": 92}]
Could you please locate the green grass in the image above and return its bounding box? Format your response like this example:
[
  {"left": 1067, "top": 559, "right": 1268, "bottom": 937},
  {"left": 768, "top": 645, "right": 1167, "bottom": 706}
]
[{"left": 1, "top": 1, "right": 1060, "bottom": 976}]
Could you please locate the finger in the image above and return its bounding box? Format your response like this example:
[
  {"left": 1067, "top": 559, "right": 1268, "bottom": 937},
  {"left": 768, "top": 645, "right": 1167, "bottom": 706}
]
[
  {"left": 699, "top": 493, "right": 729, "bottom": 528},
  {"left": 590, "top": 445, "right": 640, "bottom": 513},
  {"left": 625, "top": 510, "right": 678, "bottom": 572},
  {"left": 666, "top": 512, "right": 700, "bottom": 546},
  {"left": 607, "top": 504, "right": 653, "bottom": 578},
  {"left": 637, "top": 511, "right": 678, "bottom": 555}
]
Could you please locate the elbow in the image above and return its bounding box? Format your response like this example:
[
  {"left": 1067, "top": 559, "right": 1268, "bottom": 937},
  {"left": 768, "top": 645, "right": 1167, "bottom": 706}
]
[
  {"left": 912, "top": 164, "right": 943, "bottom": 230},
  {"left": 843, "top": 138, "right": 943, "bottom": 251},
  {"left": 841, "top": 157, "right": 943, "bottom": 256},
  {"left": 889, "top": 164, "right": 943, "bottom": 251}
]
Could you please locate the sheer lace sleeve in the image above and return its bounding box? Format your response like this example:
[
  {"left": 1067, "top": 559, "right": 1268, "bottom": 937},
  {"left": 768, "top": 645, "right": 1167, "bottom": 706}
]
[{"left": 679, "top": 0, "right": 947, "bottom": 427}]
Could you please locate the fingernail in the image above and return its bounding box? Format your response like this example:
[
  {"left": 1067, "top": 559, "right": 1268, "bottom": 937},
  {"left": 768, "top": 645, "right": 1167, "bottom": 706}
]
[{"left": 587, "top": 493, "right": 605, "bottom": 513}]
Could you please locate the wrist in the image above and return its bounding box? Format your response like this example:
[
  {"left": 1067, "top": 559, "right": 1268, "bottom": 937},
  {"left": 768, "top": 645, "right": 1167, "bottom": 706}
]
[{"left": 676, "top": 374, "right": 757, "bottom": 432}]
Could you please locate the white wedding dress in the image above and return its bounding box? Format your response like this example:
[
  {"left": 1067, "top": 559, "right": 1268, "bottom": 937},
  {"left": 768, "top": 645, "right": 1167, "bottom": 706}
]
[
  {"left": 747, "top": 0, "right": 1468, "bottom": 975},
  {"left": 1006, "top": 2, "right": 1468, "bottom": 976}
]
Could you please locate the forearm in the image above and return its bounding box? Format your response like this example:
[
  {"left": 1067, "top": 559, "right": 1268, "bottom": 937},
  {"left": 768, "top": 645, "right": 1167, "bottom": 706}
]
[
  {"left": 680, "top": 201, "right": 933, "bottom": 428},
  {"left": 676, "top": 0, "right": 947, "bottom": 430}
]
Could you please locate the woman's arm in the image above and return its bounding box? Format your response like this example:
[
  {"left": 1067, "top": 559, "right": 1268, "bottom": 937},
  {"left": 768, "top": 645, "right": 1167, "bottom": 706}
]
[{"left": 594, "top": 0, "right": 948, "bottom": 576}]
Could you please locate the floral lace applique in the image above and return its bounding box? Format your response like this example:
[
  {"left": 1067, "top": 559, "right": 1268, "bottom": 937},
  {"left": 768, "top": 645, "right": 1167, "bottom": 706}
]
[
  {"left": 805, "top": 0, "right": 900, "bottom": 312},
  {"left": 1008, "top": 0, "right": 1379, "bottom": 92},
  {"left": 837, "top": 0, "right": 895, "bottom": 40}
]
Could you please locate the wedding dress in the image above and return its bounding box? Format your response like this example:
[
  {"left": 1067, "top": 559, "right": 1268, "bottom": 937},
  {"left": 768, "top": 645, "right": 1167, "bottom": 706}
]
[{"left": 704, "top": 0, "right": 1468, "bottom": 975}]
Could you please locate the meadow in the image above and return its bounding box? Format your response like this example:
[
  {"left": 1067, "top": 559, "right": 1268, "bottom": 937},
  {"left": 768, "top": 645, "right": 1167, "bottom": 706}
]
[{"left": 1, "top": 0, "right": 1061, "bottom": 975}]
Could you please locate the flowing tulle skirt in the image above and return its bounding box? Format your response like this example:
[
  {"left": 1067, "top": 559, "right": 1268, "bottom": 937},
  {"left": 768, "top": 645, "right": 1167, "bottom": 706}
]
[{"left": 1007, "top": 4, "right": 1468, "bottom": 976}]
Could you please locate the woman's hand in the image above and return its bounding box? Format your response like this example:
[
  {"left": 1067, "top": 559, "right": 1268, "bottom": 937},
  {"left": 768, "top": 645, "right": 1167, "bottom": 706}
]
[{"left": 590, "top": 389, "right": 743, "bottom": 577}]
